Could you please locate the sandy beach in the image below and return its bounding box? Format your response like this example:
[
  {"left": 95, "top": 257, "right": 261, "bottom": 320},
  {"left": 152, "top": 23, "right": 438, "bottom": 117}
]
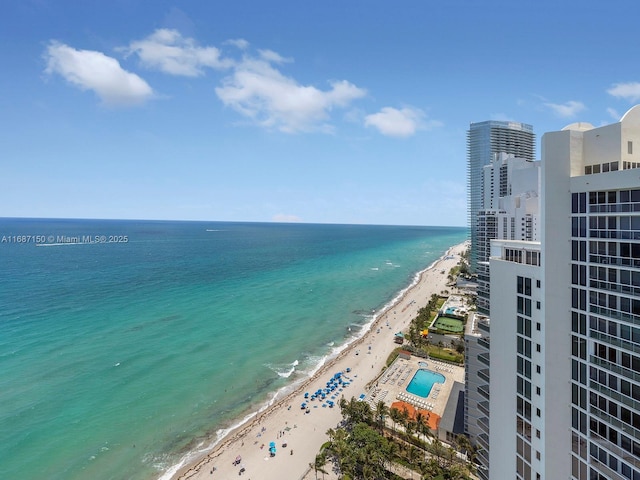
[{"left": 170, "top": 241, "right": 468, "bottom": 480}]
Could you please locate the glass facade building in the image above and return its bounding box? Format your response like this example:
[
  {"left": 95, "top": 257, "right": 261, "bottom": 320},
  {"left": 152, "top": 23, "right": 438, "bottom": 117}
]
[{"left": 467, "top": 121, "right": 535, "bottom": 273}]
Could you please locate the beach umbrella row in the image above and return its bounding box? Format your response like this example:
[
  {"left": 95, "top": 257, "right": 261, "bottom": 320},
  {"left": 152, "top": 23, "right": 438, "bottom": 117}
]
[{"left": 301, "top": 370, "right": 351, "bottom": 409}]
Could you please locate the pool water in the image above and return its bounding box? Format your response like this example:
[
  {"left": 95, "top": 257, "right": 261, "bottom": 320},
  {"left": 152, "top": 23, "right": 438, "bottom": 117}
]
[{"left": 406, "top": 369, "right": 445, "bottom": 397}]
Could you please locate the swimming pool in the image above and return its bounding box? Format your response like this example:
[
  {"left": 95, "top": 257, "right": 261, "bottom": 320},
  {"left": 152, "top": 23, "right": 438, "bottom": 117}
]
[{"left": 406, "top": 369, "right": 445, "bottom": 398}]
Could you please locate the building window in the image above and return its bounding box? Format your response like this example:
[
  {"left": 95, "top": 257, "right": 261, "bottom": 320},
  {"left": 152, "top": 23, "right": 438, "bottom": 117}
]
[{"left": 629, "top": 141, "right": 633, "bottom": 155}]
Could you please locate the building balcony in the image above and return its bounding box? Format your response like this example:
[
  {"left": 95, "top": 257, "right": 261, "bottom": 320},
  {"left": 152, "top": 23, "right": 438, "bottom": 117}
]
[
  {"left": 588, "top": 253, "right": 640, "bottom": 269},
  {"left": 477, "top": 433, "right": 490, "bottom": 452},
  {"left": 478, "top": 384, "right": 490, "bottom": 401},
  {"left": 478, "top": 368, "right": 490, "bottom": 383},
  {"left": 591, "top": 381, "right": 640, "bottom": 412},
  {"left": 478, "top": 352, "right": 490, "bottom": 367},
  {"left": 476, "top": 449, "right": 490, "bottom": 479},
  {"left": 590, "top": 405, "right": 640, "bottom": 443},
  {"left": 591, "top": 355, "right": 640, "bottom": 384},
  {"left": 478, "top": 320, "right": 490, "bottom": 334},
  {"left": 589, "top": 279, "right": 640, "bottom": 297},
  {"left": 589, "top": 455, "right": 629, "bottom": 480},
  {"left": 477, "top": 416, "right": 490, "bottom": 434},
  {"left": 589, "top": 304, "right": 640, "bottom": 327},
  {"left": 478, "top": 400, "right": 490, "bottom": 417},
  {"left": 589, "top": 330, "right": 640, "bottom": 356},
  {"left": 590, "top": 432, "right": 640, "bottom": 470}
]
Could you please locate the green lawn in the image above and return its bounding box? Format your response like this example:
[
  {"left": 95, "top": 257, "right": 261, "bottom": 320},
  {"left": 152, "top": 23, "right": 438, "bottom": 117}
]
[{"left": 432, "top": 315, "right": 464, "bottom": 333}]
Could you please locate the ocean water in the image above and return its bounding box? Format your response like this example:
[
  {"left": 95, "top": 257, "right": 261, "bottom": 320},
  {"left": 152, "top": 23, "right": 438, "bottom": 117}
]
[{"left": 0, "top": 219, "right": 466, "bottom": 480}]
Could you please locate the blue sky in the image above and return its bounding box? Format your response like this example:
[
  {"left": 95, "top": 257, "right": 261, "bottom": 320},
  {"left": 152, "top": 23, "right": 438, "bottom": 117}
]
[{"left": 2, "top": 0, "right": 640, "bottom": 226}]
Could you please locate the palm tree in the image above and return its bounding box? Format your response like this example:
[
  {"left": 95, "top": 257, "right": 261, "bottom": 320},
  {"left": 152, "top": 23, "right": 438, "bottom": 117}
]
[
  {"left": 429, "top": 437, "right": 447, "bottom": 469},
  {"left": 339, "top": 396, "right": 372, "bottom": 427},
  {"left": 385, "top": 440, "right": 399, "bottom": 471},
  {"left": 405, "top": 418, "right": 416, "bottom": 439},
  {"left": 414, "top": 411, "right": 425, "bottom": 437},
  {"left": 400, "top": 406, "right": 410, "bottom": 433},
  {"left": 374, "top": 400, "right": 389, "bottom": 433},
  {"left": 420, "top": 457, "right": 442, "bottom": 478},
  {"left": 407, "top": 444, "right": 418, "bottom": 465},
  {"left": 389, "top": 407, "right": 402, "bottom": 434},
  {"left": 455, "top": 434, "right": 472, "bottom": 460},
  {"left": 311, "top": 452, "right": 328, "bottom": 480}
]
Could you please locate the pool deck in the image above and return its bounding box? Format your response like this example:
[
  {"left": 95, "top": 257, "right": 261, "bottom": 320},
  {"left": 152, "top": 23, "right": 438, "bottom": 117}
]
[{"left": 363, "top": 354, "right": 464, "bottom": 420}]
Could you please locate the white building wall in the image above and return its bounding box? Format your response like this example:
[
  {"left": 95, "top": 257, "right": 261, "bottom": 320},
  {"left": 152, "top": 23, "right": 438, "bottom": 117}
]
[
  {"left": 540, "top": 129, "right": 574, "bottom": 479},
  {"left": 485, "top": 105, "right": 640, "bottom": 480},
  {"left": 541, "top": 106, "right": 640, "bottom": 479},
  {"left": 489, "top": 241, "right": 543, "bottom": 480}
]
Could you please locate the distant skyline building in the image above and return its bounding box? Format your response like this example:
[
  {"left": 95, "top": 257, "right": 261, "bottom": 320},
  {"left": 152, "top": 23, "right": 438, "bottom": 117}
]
[
  {"left": 465, "top": 121, "right": 537, "bottom": 479},
  {"left": 465, "top": 153, "right": 540, "bottom": 479},
  {"left": 467, "top": 121, "right": 536, "bottom": 274},
  {"left": 487, "top": 107, "right": 640, "bottom": 479},
  {"left": 476, "top": 153, "right": 540, "bottom": 314}
]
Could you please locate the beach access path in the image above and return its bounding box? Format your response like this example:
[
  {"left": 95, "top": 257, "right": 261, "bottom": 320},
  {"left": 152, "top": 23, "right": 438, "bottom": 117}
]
[{"left": 172, "top": 241, "right": 468, "bottom": 480}]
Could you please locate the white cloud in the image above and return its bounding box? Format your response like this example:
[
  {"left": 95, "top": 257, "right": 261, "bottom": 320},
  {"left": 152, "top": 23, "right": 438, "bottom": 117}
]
[
  {"left": 364, "top": 106, "right": 441, "bottom": 138},
  {"left": 272, "top": 213, "right": 301, "bottom": 222},
  {"left": 225, "top": 38, "right": 250, "bottom": 50},
  {"left": 607, "top": 107, "right": 621, "bottom": 121},
  {"left": 607, "top": 82, "right": 640, "bottom": 102},
  {"left": 258, "top": 49, "right": 291, "bottom": 64},
  {"left": 122, "top": 29, "right": 232, "bottom": 76},
  {"left": 215, "top": 55, "right": 366, "bottom": 133},
  {"left": 44, "top": 41, "right": 153, "bottom": 107},
  {"left": 544, "top": 100, "right": 586, "bottom": 118}
]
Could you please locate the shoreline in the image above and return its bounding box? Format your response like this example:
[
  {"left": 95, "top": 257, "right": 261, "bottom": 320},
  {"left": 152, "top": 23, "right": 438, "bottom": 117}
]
[{"left": 166, "top": 241, "right": 468, "bottom": 480}]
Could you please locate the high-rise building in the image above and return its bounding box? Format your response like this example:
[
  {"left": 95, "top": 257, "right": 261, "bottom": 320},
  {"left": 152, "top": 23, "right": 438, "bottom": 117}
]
[
  {"left": 465, "top": 152, "right": 540, "bottom": 479},
  {"left": 487, "top": 106, "right": 640, "bottom": 479},
  {"left": 476, "top": 153, "right": 540, "bottom": 314},
  {"left": 467, "top": 121, "right": 535, "bottom": 274}
]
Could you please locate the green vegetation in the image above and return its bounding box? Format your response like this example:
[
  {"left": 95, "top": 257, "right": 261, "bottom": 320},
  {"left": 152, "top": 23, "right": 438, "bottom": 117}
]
[
  {"left": 407, "top": 294, "right": 442, "bottom": 345},
  {"left": 423, "top": 346, "right": 464, "bottom": 364},
  {"left": 447, "top": 247, "right": 471, "bottom": 284},
  {"left": 401, "top": 293, "right": 464, "bottom": 365},
  {"left": 315, "top": 396, "right": 477, "bottom": 479},
  {"left": 398, "top": 251, "right": 472, "bottom": 365}
]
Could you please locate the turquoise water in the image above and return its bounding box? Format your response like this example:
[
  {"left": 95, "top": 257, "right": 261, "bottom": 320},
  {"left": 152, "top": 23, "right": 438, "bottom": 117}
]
[
  {"left": 406, "top": 369, "right": 446, "bottom": 398},
  {"left": 0, "top": 219, "right": 466, "bottom": 479}
]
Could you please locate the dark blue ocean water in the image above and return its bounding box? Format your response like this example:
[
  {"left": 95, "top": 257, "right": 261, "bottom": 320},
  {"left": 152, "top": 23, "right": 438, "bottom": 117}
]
[{"left": 0, "top": 219, "right": 466, "bottom": 479}]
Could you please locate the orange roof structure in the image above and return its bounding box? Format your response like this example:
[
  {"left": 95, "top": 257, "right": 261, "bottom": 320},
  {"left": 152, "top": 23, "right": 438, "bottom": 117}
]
[{"left": 390, "top": 400, "right": 440, "bottom": 431}]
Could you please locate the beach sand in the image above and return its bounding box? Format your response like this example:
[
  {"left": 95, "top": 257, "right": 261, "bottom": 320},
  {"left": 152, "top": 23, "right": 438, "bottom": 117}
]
[{"left": 171, "top": 241, "right": 468, "bottom": 480}]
